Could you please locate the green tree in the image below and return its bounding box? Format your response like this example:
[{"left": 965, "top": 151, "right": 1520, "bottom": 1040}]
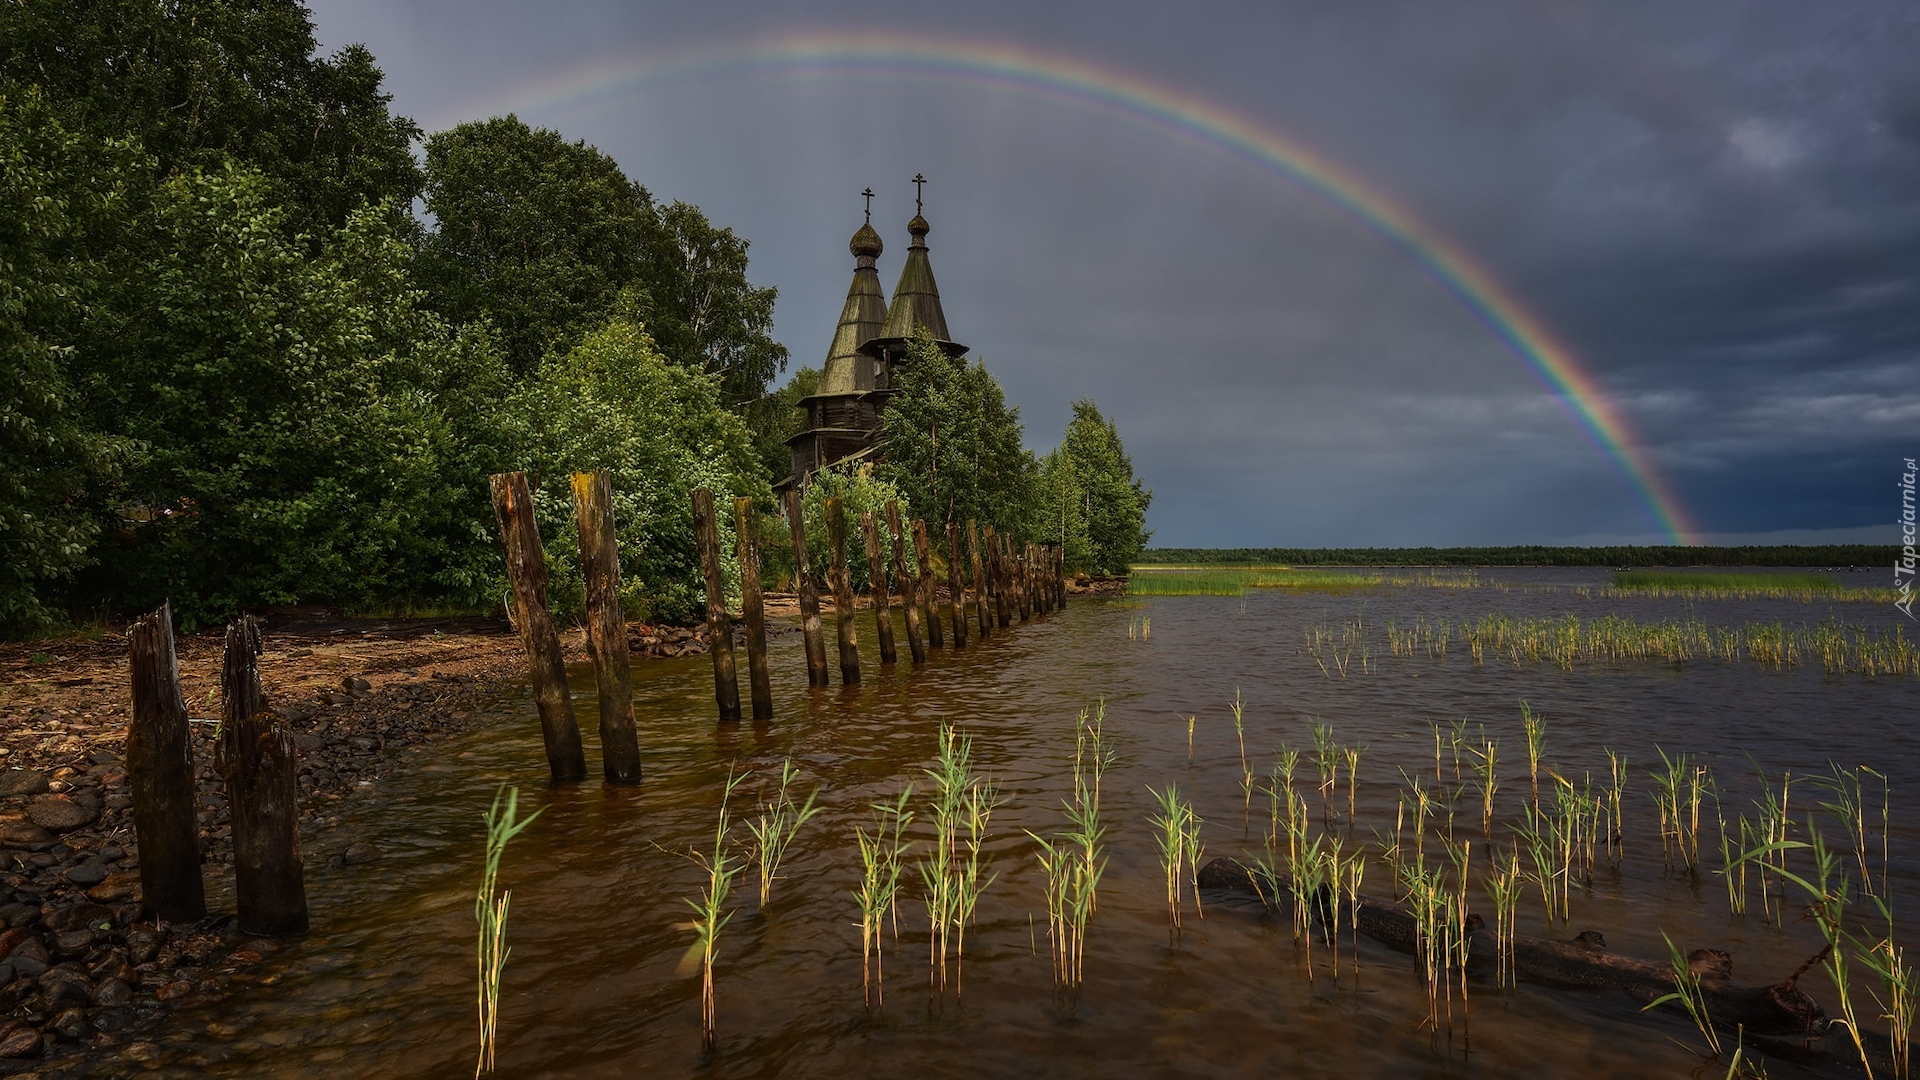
[
  {"left": 418, "top": 116, "right": 652, "bottom": 377},
  {"left": 0, "top": 89, "right": 139, "bottom": 632},
  {"left": 418, "top": 116, "right": 787, "bottom": 395},
  {"left": 73, "top": 163, "right": 517, "bottom": 625},
  {"left": 877, "top": 330, "right": 1037, "bottom": 534},
  {"left": 798, "top": 463, "right": 913, "bottom": 594},
  {"left": 745, "top": 365, "right": 818, "bottom": 485},
  {"left": 512, "top": 319, "right": 771, "bottom": 624},
  {"left": 1041, "top": 399, "right": 1151, "bottom": 576},
  {"left": 0, "top": 0, "right": 423, "bottom": 234}
]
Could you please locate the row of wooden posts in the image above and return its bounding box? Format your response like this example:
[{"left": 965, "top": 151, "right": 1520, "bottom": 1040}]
[{"left": 489, "top": 470, "right": 1068, "bottom": 783}]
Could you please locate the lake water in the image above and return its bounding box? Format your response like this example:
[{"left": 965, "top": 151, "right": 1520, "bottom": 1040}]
[{"left": 94, "top": 569, "right": 1918, "bottom": 1078}]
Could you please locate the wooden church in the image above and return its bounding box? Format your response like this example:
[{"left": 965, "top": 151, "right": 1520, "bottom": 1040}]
[{"left": 782, "top": 177, "right": 968, "bottom": 492}]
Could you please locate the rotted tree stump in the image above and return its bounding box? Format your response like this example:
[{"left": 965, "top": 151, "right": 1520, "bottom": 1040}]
[
  {"left": 126, "top": 603, "right": 205, "bottom": 924},
  {"left": 860, "top": 510, "right": 897, "bottom": 665},
  {"left": 216, "top": 617, "right": 308, "bottom": 936},
  {"left": 945, "top": 522, "right": 968, "bottom": 648},
  {"left": 735, "top": 497, "right": 774, "bottom": 721},
  {"left": 827, "top": 497, "right": 861, "bottom": 684}
]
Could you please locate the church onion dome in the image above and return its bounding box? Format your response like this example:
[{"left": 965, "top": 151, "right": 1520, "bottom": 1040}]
[
  {"left": 850, "top": 221, "right": 883, "bottom": 258},
  {"left": 864, "top": 208, "right": 964, "bottom": 357}
]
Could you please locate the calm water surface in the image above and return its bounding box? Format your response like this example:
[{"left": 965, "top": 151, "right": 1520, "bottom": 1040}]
[{"left": 104, "top": 569, "right": 1919, "bottom": 1077}]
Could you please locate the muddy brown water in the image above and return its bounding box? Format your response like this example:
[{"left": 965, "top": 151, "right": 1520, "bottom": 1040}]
[{"left": 93, "top": 569, "right": 1918, "bottom": 1077}]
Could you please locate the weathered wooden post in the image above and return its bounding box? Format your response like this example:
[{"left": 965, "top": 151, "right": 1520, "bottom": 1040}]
[
  {"left": 887, "top": 501, "right": 926, "bottom": 663},
  {"left": 1019, "top": 543, "right": 1034, "bottom": 621},
  {"left": 785, "top": 490, "right": 830, "bottom": 687},
  {"left": 216, "top": 617, "right": 308, "bottom": 936},
  {"left": 913, "top": 519, "right": 944, "bottom": 649},
  {"left": 571, "top": 470, "right": 643, "bottom": 784},
  {"left": 992, "top": 532, "right": 1013, "bottom": 628},
  {"left": 1057, "top": 543, "right": 1069, "bottom": 608},
  {"left": 490, "top": 471, "right": 588, "bottom": 781},
  {"left": 734, "top": 498, "right": 773, "bottom": 721},
  {"left": 860, "top": 510, "right": 898, "bottom": 664},
  {"left": 691, "top": 488, "right": 743, "bottom": 722},
  {"left": 968, "top": 520, "right": 991, "bottom": 640},
  {"left": 127, "top": 603, "right": 205, "bottom": 923},
  {"left": 945, "top": 522, "right": 968, "bottom": 647},
  {"left": 827, "top": 497, "right": 861, "bottom": 683}
]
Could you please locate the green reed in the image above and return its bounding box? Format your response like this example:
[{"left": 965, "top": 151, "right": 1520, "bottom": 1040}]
[
  {"left": 1311, "top": 718, "right": 1338, "bottom": 821},
  {"left": 748, "top": 757, "right": 822, "bottom": 908},
  {"left": 1148, "top": 784, "right": 1204, "bottom": 930},
  {"left": 1461, "top": 612, "right": 1917, "bottom": 676},
  {"left": 1231, "top": 691, "right": 1253, "bottom": 813},
  {"left": 1521, "top": 700, "right": 1546, "bottom": 810},
  {"left": 1860, "top": 899, "right": 1917, "bottom": 1080},
  {"left": 1650, "top": 748, "right": 1709, "bottom": 873},
  {"left": 1483, "top": 845, "right": 1525, "bottom": 988},
  {"left": 920, "top": 724, "right": 998, "bottom": 994},
  {"left": 1645, "top": 929, "right": 1725, "bottom": 1060},
  {"left": 475, "top": 785, "right": 541, "bottom": 1078},
  {"left": 1343, "top": 744, "right": 1363, "bottom": 827},
  {"left": 1030, "top": 706, "right": 1111, "bottom": 993},
  {"left": 1610, "top": 569, "right": 1894, "bottom": 604},
  {"left": 1471, "top": 737, "right": 1499, "bottom": 836},
  {"left": 1604, "top": 749, "right": 1628, "bottom": 864},
  {"left": 854, "top": 786, "right": 915, "bottom": 1007},
  {"left": 683, "top": 768, "right": 748, "bottom": 1051}
]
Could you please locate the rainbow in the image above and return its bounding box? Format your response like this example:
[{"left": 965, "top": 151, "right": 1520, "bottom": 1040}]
[{"left": 482, "top": 31, "right": 1703, "bottom": 544}]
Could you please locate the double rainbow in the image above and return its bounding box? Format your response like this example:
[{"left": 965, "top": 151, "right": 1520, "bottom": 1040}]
[{"left": 484, "top": 30, "right": 1701, "bottom": 545}]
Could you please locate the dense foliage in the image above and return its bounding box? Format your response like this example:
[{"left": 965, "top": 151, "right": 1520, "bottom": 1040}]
[
  {"left": 877, "top": 331, "right": 1038, "bottom": 533},
  {"left": 1038, "top": 400, "right": 1153, "bottom": 576},
  {"left": 798, "top": 464, "right": 914, "bottom": 594},
  {"left": 1138, "top": 546, "right": 1901, "bottom": 568},
  {"left": 0, "top": 0, "right": 791, "bottom": 634}
]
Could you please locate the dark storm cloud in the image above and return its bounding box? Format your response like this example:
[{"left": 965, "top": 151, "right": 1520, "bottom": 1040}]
[{"left": 308, "top": 0, "right": 1919, "bottom": 546}]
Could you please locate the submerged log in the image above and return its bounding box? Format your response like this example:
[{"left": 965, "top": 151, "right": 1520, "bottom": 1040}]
[
  {"left": 126, "top": 603, "right": 205, "bottom": 923},
  {"left": 734, "top": 497, "right": 773, "bottom": 722},
  {"left": 491, "top": 471, "right": 587, "bottom": 781},
  {"left": 1194, "top": 857, "right": 1825, "bottom": 1039},
  {"left": 217, "top": 617, "right": 308, "bottom": 936},
  {"left": 888, "top": 501, "right": 926, "bottom": 664},
  {"left": 786, "top": 490, "right": 830, "bottom": 687},
  {"left": 572, "top": 470, "right": 643, "bottom": 783}
]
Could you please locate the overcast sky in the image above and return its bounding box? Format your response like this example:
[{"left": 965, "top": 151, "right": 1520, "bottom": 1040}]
[{"left": 309, "top": 0, "right": 1917, "bottom": 548}]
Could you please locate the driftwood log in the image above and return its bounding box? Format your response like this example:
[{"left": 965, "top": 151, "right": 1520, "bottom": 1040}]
[{"left": 1195, "top": 857, "right": 1825, "bottom": 1040}]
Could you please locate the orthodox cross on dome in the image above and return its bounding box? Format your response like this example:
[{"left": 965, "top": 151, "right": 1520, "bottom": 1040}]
[
  {"left": 912, "top": 173, "right": 926, "bottom": 215},
  {"left": 862, "top": 186, "right": 874, "bottom": 224}
]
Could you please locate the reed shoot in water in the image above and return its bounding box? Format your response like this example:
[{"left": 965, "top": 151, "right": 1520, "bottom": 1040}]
[
  {"left": 920, "top": 724, "right": 997, "bottom": 994},
  {"left": 1521, "top": 701, "right": 1546, "bottom": 809},
  {"left": 1483, "top": 845, "right": 1524, "bottom": 988},
  {"left": 1645, "top": 929, "right": 1724, "bottom": 1060},
  {"left": 683, "top": 768, "right": 747, "bottom": 1051},
  {"left": 1148, "top": 783, "right": 1204, "bottom": 930},
  {"left": 854, "top": 786, "right": 915, "bottom": 1008},
  {"left": 475, "top": 785, "right": 541, "bottom": 1078},
  {"left": 748, "top": 758, "right": 822, "bottom": 908},
  {"left": 1471, "top": 738, "right": 1499, "bottom": 836}
]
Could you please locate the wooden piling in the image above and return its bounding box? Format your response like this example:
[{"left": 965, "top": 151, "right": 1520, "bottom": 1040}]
[
  {"left": 126, "top": 603, "right": 205, "bottom": 924},
  {"left": 571, "top": 470, "right": 643, "bottom": 784},
  {"left": 914, "top": 519, "right": 944, "bottom": 649},
  {"left": 827, "top": 497, "right": 861, "bottom": 683},
  {"left": 786, "top": 490, "right": 830, "bottom": 687},
  {"left": 1019, "top": 543, "right": 1034, "bottom": 621},
  {"left": 968, "top": 520, "right": 991, "bottom": 640},
  {"left": 945, "top": 522, "right": 968, "bottom": 647},
  {"left": 216, "top": 617, "right": 308, "bottom": 936},
  {"left": 860, "top": 510, "right": 897, "bottom": 664},
  {"left": 992, "top": 532, "right": 1012, "bottom": 628},
  {"left": 888, "top": 501, "right": 926, "bottom": 663},
  {"left": 490, "top": 471, "right": 588, "bottom": 781},
  {"left": 691, "top": 488, "right": 742, "bottom": 722},
  {"left": 734, "top": 498, "right": 774, "bottom": 721}
]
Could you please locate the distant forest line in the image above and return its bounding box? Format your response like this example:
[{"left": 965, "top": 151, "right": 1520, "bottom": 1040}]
[{"left": 1137, "top": 545, "right": 1900, "bottom": 568}]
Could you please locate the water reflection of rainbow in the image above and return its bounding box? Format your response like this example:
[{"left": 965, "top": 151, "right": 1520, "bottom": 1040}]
[{"left": 493, "top": 31, "right": 1702, "bottom": 545}]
